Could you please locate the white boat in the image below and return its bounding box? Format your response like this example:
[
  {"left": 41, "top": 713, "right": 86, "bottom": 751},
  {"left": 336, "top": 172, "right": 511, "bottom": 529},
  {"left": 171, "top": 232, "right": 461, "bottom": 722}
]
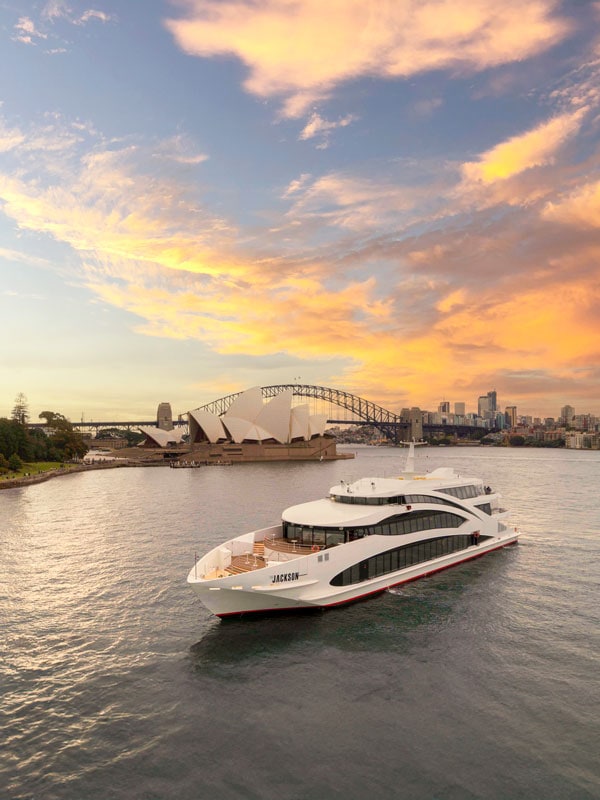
[{"left": 187, "top": 444, "right": 518, "bottom": 617}]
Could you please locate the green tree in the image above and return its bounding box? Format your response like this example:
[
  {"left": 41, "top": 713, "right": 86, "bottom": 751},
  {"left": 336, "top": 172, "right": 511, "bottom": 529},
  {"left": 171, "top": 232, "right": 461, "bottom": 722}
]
[
  {"left": 509, "top": 434, "right": 526, "bottom": 447},
  {"left": 51, "top": 428, "right": 88, "bottom": 459},
  {"left": 8, "top": 453, "right": 23, "bottom": 471},
  {"left": 39, "top": 411, "right": 71, "bottom": 430},
  {"left": 11, "top": 393, "right": 29, "bottom": 425},
  {"left": 0, "top": 418, "right": 33, "bottom": 460},
  {"left": 39, "top": 411, "right": 87, "bottom": 459}
]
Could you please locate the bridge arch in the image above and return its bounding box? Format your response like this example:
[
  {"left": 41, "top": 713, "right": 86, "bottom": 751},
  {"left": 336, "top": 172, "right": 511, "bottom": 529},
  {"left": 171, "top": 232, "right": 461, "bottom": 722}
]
[{"left": 194, "top": 384, "right": 411, "bottom": 442}]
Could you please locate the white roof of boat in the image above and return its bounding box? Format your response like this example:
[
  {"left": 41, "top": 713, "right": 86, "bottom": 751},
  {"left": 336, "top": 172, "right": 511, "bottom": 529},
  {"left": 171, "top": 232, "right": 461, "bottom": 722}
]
[
  {"left": 282, "top": 469, "right": 482, "bottom": 527},
  {"left": 282, "top": 497, "right": 385, "bottom": 527},
  {"left": 330, "top": 470, "right": 480, "bottom": 497}
]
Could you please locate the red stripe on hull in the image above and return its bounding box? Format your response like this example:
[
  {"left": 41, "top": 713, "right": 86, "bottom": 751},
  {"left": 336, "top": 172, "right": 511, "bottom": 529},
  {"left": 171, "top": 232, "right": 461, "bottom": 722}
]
[{"left": 215, "top": 539, "right": 518, "bottom": 618}]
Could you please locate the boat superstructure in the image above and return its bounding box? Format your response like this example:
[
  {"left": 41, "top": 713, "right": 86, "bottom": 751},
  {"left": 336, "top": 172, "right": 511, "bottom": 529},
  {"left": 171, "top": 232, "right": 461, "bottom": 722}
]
[{"left": 187, "top": 445, "right": 518, "bottom": 617}]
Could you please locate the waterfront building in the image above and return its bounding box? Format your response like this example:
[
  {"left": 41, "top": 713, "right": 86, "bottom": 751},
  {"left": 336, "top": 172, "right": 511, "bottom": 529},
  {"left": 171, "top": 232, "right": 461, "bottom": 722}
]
[
  {"left": 139, "top": 426, "right": 185, "bottom": 447},
  {"left": 544, "top": 429, "right": 566, "bottom": 443},
  {"left": 566, "top": 432, "right": 585, "bottom": 449},
  {"left": 505, "top": 406, "right": 517, "bottom": 428},
  {"left": 188, "top": 387, "right": 328, "bottom": 445}
]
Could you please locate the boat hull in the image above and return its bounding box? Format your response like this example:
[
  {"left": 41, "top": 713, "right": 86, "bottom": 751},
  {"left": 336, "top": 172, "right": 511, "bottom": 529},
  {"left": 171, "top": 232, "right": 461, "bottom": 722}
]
[{"left": 188, "top": 530, "right": 518, "bottom": 617}]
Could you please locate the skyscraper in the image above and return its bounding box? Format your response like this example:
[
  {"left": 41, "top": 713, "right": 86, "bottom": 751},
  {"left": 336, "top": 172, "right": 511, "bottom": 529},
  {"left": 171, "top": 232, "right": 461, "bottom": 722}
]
[{"left": 561, "top": 405, "right": 575, "bottom": 426}]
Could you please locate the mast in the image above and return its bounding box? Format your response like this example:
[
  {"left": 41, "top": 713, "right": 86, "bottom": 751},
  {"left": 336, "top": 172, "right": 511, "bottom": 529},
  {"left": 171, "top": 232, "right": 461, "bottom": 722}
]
[{"left": 404, "top": 440, "right": 416, "bottom": 474}]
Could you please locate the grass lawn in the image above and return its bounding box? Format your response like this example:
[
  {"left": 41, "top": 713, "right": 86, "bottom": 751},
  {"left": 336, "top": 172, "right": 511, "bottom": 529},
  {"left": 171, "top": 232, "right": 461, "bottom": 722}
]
[{"left": 0, "top": 461, "right": 75, "bottom": 481}]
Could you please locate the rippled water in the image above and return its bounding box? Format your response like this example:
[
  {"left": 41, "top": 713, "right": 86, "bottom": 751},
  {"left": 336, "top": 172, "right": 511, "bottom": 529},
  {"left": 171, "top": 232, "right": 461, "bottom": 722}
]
[{"left": 1, "top": 447, "right": 598, "bottom": 800}]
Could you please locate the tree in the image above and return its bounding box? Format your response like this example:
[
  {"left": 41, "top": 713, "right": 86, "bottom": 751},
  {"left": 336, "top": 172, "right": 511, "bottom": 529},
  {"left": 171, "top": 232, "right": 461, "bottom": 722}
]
[
  {"left": 39, "top": 411, "right": 87, "bottom": 459},
  {"left": 0, "top": 417, "right": 33, "bottom": 460},
  {"left": 39, "top": 411, "right": 71, "bottom": 430},
  {"left": 509, "top": 435, "right": 526, "bottom": 447},
  {"left": 51, "top": 428, "right": 88, "bottom": 460},
  {"left": 11, "top": 393, "right": 29, "bottom": 425},
  {"left": 8, "top": 453, "right": 23, "bottom": 471}
]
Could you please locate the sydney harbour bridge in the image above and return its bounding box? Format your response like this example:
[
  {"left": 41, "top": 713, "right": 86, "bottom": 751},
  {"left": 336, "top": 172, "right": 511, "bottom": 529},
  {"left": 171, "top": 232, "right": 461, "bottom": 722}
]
[{"left": 63, "top": 384, "right": 483, "bottom": 443}]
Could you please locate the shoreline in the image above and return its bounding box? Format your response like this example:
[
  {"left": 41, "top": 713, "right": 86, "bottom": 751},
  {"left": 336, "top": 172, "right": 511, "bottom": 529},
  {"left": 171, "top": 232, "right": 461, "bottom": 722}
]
[{"left": 0, "top": 459, "right": 166, "bottom": 491}]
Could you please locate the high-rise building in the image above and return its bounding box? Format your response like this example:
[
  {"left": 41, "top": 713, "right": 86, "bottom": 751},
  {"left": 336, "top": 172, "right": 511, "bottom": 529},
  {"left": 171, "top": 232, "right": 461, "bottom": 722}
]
[
  {"left": 561, "top": 405, "right": 575, "bottom": 426},
  {"left": 438, "top": 401, "right": 450, "bottom": 414},
  {"left": 454, "top": 402, "right": 465, "bottom": 416},
  {"left": 478, "top": 395, "right": 489, "bottom": 417},
  {"left": 505, "top": 406, "right": 517, "bottom": 428},
  {"left": 487, "top": 390, "right": 497, "bottom": 413}
]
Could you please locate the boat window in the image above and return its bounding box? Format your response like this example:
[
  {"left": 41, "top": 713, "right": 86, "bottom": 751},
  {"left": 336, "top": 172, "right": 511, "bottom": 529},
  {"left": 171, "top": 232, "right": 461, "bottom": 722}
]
[
  {"left": 475, "top": 503, "right": 492, "bottom": 515},
  {"left": 312, "top": 529, "right": 326, "bottom": 546},
  {"left": 437, "top": 485, "right": 482, "bottom": 499},
  {"left": 282, "top": 510, "right": 466, "bottom": 547},
  {"left": 330, "top": 534, "right": 491, "bottom": 586},
  {"left": 332, "top": 491, "right": 470, "bottom": 509},
  {"left": 330, "top": 494, "right": 405, "bottom": 505}
]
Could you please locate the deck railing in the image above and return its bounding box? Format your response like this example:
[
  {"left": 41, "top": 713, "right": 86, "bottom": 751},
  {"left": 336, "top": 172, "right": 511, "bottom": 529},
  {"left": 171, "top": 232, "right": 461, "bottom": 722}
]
[{"left": 263, "top": 535, "right": 321, "bottom": 555}]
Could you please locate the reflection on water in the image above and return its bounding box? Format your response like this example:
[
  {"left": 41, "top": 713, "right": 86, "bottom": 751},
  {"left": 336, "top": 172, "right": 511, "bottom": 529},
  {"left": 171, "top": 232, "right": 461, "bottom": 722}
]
[
  {"left": 2, "top": 447, "right": 599, "bottom": 800},
  {"left": 189, "top": 545, "right": 518, "bottom": 675}
]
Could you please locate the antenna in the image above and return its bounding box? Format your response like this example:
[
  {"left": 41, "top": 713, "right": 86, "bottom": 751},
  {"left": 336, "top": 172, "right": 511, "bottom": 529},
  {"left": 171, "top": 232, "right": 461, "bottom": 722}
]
[
  {"left": 400, "top": 438, "right": 426, "bottom": 475},
  {"left": 404, "top": 440, "right": 416, "bottom": 474}
]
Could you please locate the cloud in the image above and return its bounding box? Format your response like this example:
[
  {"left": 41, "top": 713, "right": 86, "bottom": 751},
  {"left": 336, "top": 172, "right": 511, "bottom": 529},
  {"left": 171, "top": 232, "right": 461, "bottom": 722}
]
[
  {"left": 76, "top": 10, "right": 115, "bottom": 26},
  {"left": 41, "top": 1, "right": 115, "bottom": 25},
  {"left": 0, "top": 247, "right": 51, "bottom": 268},
  {"left": 165, "top": 0, "right": 571, "bottom": 117},
  {"left": 299, "top": 112, "right": 357, "bottom": 148},
  {"left": 0, "top": 98, "right": 598, "bottom": 415},
  {"left": 42, "top": 1, "right": 71, "bottom": 20},
  {"left": 542, "top": 179, "right": 600, "bottom": 228},
  {"left": 152, "top": 135, "right": 209, "bottom": 165},
  {"left": 13, "top": 16, "right": 48, "bottom": 45},
  {"left": 461, "top": 108, "right": 587, "bottom": 185},
  {"left": 0, "top": 120, "right": 25, "bottom": 152},
  {"left": 282, "top": 171, "right": 428, "bottom": 232}
]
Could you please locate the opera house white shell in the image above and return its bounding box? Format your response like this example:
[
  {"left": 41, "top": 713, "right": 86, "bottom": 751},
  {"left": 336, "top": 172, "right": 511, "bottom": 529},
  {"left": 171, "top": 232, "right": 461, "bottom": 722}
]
[
  {"left": 188, "top": 387, "right": 329, "bottom": 445},
  {"left": 138, "top": 426, "right": 185, "bottom": 448}
]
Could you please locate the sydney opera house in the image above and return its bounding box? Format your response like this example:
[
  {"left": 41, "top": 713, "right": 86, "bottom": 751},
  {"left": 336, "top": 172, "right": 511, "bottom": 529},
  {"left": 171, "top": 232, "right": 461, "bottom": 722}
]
[{"left": 139, "top": 387, "right": 351, "bottom": 462}]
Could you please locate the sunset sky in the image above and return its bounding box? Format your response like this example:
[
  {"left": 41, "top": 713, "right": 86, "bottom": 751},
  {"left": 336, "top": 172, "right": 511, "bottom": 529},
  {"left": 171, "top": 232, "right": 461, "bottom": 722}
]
[{"left": 1, "top": 0, "right": 599, "bottom": 422}]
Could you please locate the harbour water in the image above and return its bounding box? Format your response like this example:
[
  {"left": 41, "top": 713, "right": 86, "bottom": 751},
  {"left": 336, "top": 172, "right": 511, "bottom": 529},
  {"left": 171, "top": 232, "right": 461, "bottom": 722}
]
[{"left": 1, "top": 446, "right": 598, "bottom": 799}]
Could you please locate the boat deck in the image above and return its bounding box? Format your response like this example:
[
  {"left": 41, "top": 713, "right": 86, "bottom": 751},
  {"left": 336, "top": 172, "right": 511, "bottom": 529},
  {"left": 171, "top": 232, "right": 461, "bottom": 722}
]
[{"left": 200, "top": 537, "right": 321, "bottom": 579}]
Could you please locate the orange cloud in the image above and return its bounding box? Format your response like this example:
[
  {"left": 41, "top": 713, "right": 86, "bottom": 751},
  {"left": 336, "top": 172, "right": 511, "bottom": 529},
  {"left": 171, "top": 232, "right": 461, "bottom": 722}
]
[
  {"left": 1, "top": 107, "right": 598, "bottom": 415},
  {"left": 461, "top": 108, "right": 586, "bottom": 185},
  {"left": 165, "top": 0, "right": 570, "bottom": 116},
  {"left": 339, "top": 277, "right": 600, "bottom": 411},
  {"left": 542, "top": 178, "right": 600, "bottom": 228}
]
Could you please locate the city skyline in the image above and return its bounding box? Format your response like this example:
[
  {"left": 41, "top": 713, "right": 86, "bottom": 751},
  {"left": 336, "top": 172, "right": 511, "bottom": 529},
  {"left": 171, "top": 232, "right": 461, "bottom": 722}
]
[
  {"left": 2, "top": 384, "right": 593, "bottom": 427},
  {"left": 1, "top": 2, "right": 600, "bottom": 420}
]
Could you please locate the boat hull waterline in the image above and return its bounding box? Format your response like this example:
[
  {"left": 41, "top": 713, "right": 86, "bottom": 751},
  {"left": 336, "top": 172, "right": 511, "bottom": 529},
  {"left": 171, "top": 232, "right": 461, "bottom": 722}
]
[{"left": 188, "top": 528, "right": 518, "bottom": 617}]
